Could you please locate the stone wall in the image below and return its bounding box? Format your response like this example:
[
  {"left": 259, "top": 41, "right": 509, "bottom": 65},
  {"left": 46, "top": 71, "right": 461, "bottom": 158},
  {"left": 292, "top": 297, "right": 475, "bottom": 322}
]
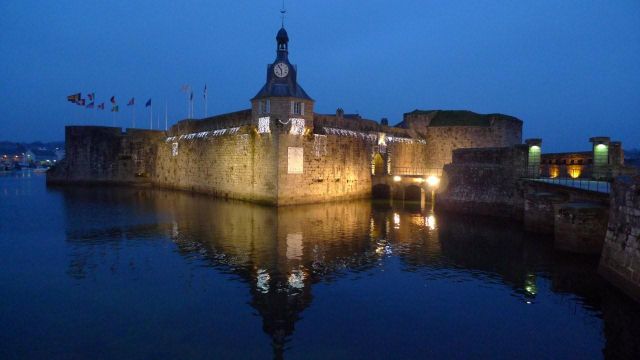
[
  {"left": 401, "top": 110, "right": 523, "bottom": 169},
  {"left": 276, "top": 133, "right": 374, "bottom": 205},
  {"left": 155, "top": 127, "right": 278, "bottom": 204},
  {"left": 437, "top": 145, "right": 528, "bottom": 219},
  {"left": 47, "top": 126, "right": 164, "bottom": 184},
  {"left": 599, "top": 176, "right": 640, "bottom": 301}
]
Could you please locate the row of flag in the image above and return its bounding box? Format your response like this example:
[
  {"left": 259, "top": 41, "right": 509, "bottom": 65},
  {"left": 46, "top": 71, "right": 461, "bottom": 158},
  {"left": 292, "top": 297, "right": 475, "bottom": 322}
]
[{"left": 67, "top": 93, "right": 152, "bottom": 112}]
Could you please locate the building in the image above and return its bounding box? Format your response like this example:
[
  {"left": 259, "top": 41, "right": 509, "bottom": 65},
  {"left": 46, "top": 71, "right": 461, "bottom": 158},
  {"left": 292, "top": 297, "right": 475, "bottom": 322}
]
[{"left": 48, "top": 26, "right": 522, "bottom": 205}]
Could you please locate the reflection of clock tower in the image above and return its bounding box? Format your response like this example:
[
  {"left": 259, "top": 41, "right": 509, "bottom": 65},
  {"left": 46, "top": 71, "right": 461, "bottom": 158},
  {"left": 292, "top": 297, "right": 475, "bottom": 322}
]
[{"left": 251, "top": 27, "right": 314, "bottom": 134}]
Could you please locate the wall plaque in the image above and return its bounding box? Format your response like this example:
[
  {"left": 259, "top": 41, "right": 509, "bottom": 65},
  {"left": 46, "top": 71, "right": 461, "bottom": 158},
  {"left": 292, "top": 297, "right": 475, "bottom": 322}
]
[{"left": 287, "top": 147, "right": 303, "bottom": 174}]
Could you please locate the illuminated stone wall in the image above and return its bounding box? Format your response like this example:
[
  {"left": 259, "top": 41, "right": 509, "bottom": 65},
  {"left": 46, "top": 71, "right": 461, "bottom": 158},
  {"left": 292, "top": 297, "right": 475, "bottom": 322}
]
[
  {"left": 154, "top": 127, "right": 279, "bottom": 204},
  {"left": 437, "top": 145, "right": 529, "bottom": 219},
  {"left": 276, "top": 133, "right": 374, "bottom": 205},
  {"left": 599, "top": 176, "right": 640, "bottom": 302},
  {"left": 402, "top": 110, "right": 522, "bottom": 169}
]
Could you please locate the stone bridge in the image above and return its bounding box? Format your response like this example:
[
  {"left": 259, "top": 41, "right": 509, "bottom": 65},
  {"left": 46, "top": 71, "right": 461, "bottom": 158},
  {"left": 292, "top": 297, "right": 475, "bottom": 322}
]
[{"left": 371, "top": 167, "right": 443, "bottom": 203}]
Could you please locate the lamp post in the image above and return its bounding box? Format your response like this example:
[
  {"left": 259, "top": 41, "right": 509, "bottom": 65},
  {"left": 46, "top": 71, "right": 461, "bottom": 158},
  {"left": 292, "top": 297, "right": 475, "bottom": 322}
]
[{"left": 426, "top": 175, "right": 440, "bottom": 211}]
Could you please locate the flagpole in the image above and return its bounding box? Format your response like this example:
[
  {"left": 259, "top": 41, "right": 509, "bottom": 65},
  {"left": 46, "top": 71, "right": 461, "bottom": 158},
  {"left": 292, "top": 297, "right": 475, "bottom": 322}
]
[
  {"left": 204, "top": 85, "right": 207, "bottom": 118},
  {"left": 133, "top": 106, "right": 136, "bottom": 128},
  {"left": 150, "top": 104, "right": 153, "bottom": 130},
  {"left": 165, "top": 103, "right": 168, "bottom": 131}
]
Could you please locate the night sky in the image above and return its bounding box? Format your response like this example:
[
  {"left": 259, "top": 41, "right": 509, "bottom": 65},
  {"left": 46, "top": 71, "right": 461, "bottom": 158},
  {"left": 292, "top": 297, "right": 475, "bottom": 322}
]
[{"left": 1, "top": 0, "right": 638, "bottom": 152}]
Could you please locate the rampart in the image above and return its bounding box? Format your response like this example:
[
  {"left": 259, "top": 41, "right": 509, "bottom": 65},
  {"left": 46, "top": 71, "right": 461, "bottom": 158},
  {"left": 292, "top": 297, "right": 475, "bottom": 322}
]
[
  {"left": 47, "top": 126, "right": 165, "bottom": 184},
  {"left": 599, "top": 176, "right": 640, "bottom": 302},
  {"left": 401, "top": 110, "right": 522, "bottom": 169},
  {"left": 437, "top": 145, "right": 528, "bottom": 219}
]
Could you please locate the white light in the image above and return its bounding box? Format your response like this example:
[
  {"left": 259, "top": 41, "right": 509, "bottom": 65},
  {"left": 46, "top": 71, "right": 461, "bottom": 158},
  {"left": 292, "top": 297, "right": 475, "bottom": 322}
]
[
  {"left": 426, "top": 215, "right": 436, "bottom": 230},
  {"left": 288, "top": 270, "right": 305, "bottom": 289},
  {"left": 426, "top": 176, "right": 440, "bottom": 187},
  {"left": 257, "top": 269, "right": 270, "bottom": 293},
  {"left": 393, "top": 213, "right": 400, "bottom": 229},
  {"left": 258, "top": 116, "right": 270, "bottom": 134},
  {"left": 393, "top": 175, "right": 402, "bottom": 182},
  {"left": 289, "top": 118, "right": 305, "bottom": 135}
]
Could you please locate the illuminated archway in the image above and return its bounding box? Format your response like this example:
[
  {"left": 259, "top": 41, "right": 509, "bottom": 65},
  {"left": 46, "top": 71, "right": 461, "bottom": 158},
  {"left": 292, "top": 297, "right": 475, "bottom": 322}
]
[{"left": 372, "top": 153, "right": 385, "bottom": 175}]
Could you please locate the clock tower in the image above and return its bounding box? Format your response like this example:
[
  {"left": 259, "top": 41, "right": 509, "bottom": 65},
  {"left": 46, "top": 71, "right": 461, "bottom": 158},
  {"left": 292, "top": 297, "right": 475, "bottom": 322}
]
[{"left": 252, "top": 26, "right": 314, "bottom": 135}]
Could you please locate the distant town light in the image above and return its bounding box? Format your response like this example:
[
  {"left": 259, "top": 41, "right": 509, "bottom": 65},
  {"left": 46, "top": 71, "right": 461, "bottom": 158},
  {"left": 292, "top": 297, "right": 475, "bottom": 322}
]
[
  {"left": 393, "top": 175, "right": 402, "bottom": 182},
  {"left": 426, "top": 175, "right": 440, "bottom": 187}
]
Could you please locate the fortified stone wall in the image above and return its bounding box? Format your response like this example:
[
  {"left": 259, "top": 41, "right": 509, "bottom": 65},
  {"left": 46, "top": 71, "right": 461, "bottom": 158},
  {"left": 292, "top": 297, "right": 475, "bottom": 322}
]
[
  {"left": 599, "top": 176, "right": 640, "bottom": 302},
  {"left": 276, "top": 133, "right": 373, "bottom": 205},
  {"left": 401, "top": 110, "right": 522, "bottom": 169},
  {"left": 47, "top": 126, "right": 164, "bottom": 184},
  {"left": 155, "top": 127, "right": 278, "bottom": 204},
  {"left": 169, "top": 110, "right": 252, "bottom": 135},
  {"left": 437, "top": 145, "right": 528, "bottom": 219}
]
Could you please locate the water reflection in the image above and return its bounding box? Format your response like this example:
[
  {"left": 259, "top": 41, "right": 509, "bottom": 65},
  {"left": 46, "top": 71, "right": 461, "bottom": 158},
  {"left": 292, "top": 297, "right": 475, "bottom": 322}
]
[{"left": 56, "top": 186, "right": 640, "bottom": 359}]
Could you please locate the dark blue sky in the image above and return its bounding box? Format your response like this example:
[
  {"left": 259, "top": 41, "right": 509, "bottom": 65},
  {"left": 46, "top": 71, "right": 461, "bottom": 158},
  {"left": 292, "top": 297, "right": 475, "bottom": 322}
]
[{"left": 1, "top": 1, "right": 638, "bottom": 151}]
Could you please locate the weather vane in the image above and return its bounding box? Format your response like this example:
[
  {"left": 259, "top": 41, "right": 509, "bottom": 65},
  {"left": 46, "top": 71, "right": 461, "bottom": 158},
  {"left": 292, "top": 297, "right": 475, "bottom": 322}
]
[{"left": 280, "top": 0, "right": 286, "bottom": 27}]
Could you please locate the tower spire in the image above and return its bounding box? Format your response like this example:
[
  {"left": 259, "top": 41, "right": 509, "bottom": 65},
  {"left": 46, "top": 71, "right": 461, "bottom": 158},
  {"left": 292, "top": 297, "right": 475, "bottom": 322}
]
[{"left": 280, "top": 0, "right": 286, "bottom": 27}]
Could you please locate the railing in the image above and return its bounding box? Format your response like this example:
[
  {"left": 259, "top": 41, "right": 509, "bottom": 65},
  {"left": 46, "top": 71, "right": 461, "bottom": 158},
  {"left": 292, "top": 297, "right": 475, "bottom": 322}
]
[
  {"left": 391, "top": 167, "right": 443, "bottom": 177},
  {"left": 523, "top": 164, "right": 612, "bottom": 193}
]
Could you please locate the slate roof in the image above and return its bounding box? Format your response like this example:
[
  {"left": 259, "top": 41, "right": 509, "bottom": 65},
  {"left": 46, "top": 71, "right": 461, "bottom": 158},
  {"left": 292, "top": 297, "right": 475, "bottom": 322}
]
[
  {"left": 253, "top": 82, "right": 312, "bottom": 100},
  {"left": 403, "top": 110, "right": 522, "bottom": 127}
]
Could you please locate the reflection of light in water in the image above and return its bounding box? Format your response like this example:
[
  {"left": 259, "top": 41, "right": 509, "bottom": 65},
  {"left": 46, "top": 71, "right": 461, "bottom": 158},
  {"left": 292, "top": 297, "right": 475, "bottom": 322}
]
[
  {"left": 172, "top": 221, "right": 179, "bottom": 239},
  {"left": 524, "top": 273, "right": 537, "bottom": 303},
  {"left": 375, "top": 240, "right": 392, "bottom": 255},
  {"left": 288, "top": 269, "right": 305, "bottom": 289},
  {"left": 426, "top": 215, "right": 436, "bottom": 230},
  {"left": 286, "top": 233, "right": 303, "bottom": 260},
  {"left": 393, "top": 213, "right": 400, "bottom": 229},
  {"left": 257, "top": 269, "right": 270, "bottom": 293}
]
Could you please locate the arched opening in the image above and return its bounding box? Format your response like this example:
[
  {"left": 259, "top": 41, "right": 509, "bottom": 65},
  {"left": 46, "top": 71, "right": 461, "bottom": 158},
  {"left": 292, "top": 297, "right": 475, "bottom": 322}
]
[
  {"left": 372, "top": 184, "right": 391, "bottom": 199},
  {"left": 404, "top": 185, "right": 423, "bottom": 202},
  {"left": 372, "top": 153, "right": 385, "bottom": 175}
]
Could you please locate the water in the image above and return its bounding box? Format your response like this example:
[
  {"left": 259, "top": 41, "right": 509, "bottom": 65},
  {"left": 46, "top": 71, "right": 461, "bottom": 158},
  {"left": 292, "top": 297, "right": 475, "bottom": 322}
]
[{"left": 1, "top": 171, "right": 639, "bottom": 359}]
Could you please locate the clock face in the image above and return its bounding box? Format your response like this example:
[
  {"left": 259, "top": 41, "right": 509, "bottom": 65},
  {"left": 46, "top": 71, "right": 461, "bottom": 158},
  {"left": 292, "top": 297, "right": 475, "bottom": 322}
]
[{"left": 274, "top": 62, "right": 289, "bottom": 78}]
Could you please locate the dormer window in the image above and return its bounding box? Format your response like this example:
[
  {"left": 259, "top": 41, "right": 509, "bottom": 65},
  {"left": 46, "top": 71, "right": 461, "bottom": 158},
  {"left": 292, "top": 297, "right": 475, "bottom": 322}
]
[{"left": 291, "top": 101, "right": 304, "bottom": 115}]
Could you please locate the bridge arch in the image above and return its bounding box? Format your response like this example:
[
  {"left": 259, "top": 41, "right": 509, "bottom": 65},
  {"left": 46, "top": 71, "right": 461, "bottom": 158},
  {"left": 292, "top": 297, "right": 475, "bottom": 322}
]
[
  {"left": 372, "top": 183, "right": 391, "bottom": 199},
  {"left": 404, "top": 184, "right": 423, "bottom": 202}
]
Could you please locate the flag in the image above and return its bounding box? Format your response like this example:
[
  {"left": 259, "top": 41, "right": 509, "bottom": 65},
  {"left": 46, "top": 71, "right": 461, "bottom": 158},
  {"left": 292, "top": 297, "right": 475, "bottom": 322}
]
[
  {"left": 88, "top": 93, "right": 95, "bottom": 101},
  {"left": 77, "top": 99, "right": 86, "bottom": 106},
  {"left": 204, "top": 84, "right": 207, "bottom": 99},
  {"left": 190, "top": 92, "right": 193, "bottom": 101},
  {"left": 110, "top": 96, "right": 116, "bottom": 104},
  {"left": 97, "top": 103, "right": 105, "bottom": 110},
  {"left": 180, "top": 84, "right": 190, "bottom": 93},
  {"left": 111, "top": 105, "right": 119, "bottom": 112},
  {"left": 127, "top": 97, "right": 135, "bottom": 106},
  {"left": 145, "top": 99, "right": 152, "bottom": 107},
  {"left": 86, "top": 102, "right": 95, "bottom": 109},
  {"left": 67, "top": 93, "right": 81, "bottom": 103}
]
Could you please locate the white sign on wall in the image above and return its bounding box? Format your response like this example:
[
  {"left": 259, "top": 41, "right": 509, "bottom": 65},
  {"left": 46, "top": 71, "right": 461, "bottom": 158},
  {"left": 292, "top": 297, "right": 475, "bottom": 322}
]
[
  {"left": 287, "top": 147, "right": 303, "bottom": 174},
  {"left": 171, "top": 142, "right": 179, "bottom": 157}
]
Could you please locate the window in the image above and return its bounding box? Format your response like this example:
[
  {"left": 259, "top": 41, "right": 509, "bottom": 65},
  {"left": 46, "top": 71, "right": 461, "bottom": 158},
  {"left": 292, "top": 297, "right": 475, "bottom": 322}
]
[
  {"left": 258, "top": 99, "right": 270, "bottom": 114},
  {"left": 291, "top": 101, "right": 304, "bottom": 115}
]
